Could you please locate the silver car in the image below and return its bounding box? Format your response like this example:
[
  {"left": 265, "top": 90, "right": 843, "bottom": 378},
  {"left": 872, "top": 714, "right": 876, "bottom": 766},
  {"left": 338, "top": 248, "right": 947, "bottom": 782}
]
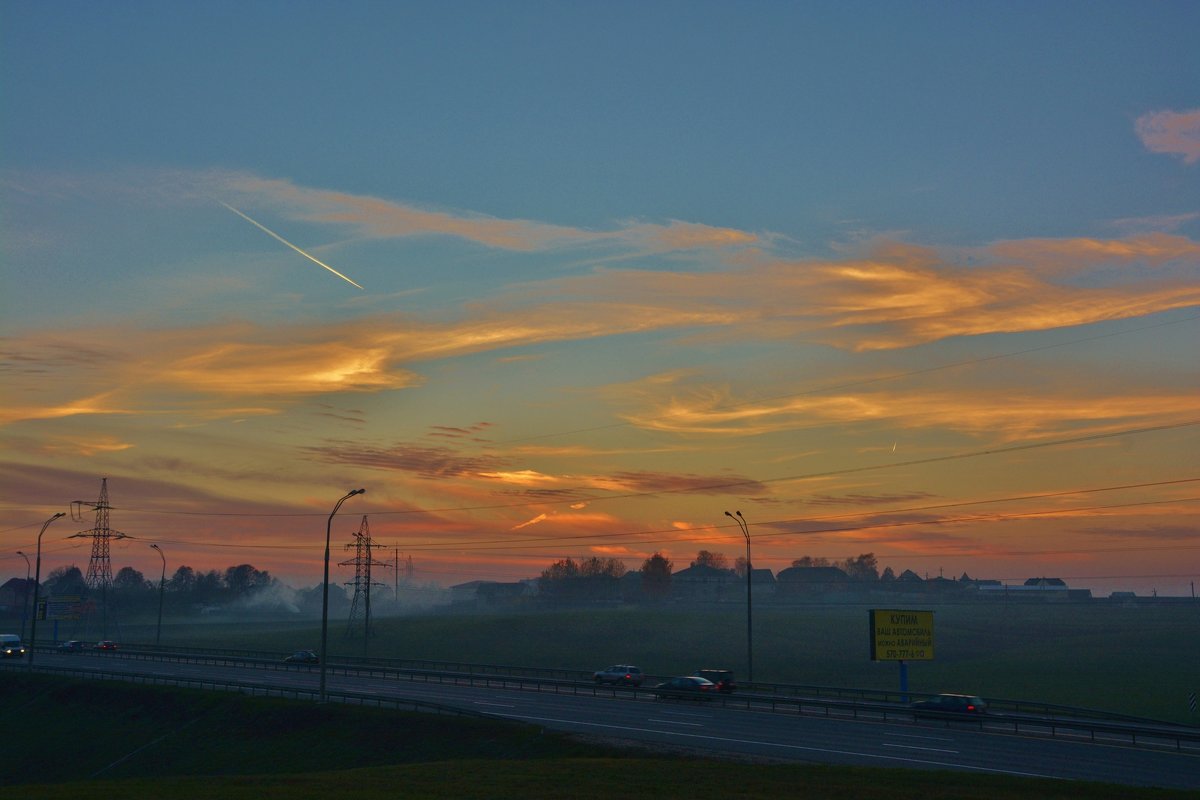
[{"left": 592, "top": 664, "right": 644, "bottom": 686}]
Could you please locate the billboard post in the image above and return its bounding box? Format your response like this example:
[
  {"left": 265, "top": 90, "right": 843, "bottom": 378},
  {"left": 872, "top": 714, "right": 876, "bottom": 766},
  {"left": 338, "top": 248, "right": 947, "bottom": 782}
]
[{"left": 869, "top": 609, "right": 934, "bottom": 701}]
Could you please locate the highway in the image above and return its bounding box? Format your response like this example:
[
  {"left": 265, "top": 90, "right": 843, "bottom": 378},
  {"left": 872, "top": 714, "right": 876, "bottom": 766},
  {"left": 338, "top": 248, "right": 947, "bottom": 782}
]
[{"left": 28, "top": 651, "right": 1200, "bottom": 790}]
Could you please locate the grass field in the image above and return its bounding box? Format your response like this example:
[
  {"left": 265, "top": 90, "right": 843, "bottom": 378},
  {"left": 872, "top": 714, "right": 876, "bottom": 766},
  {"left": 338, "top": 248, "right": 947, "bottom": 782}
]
[
  {"left": 3, "top": 674, "right": 1196, "bottom": 799},
  {"left": 108, "top": 601, "right": 1200, "bottom": 724}
]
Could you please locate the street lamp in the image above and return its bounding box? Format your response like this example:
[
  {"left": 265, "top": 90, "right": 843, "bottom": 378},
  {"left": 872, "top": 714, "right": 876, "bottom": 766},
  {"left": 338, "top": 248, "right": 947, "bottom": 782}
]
[
  {"left": 15, "top": 552, "right": 30, "bottom": 642},
  {"left": 27, "top": 512, "right": 66, "bottom": 669},
  {"left": 320, "top": 488, "right": 365, "bottom": 703},
  {"left": 725, "top": 510, "right": 752, "bottom": 683},
  {"left": 150, "top": 544, "right": 166, "bottom": 647}
]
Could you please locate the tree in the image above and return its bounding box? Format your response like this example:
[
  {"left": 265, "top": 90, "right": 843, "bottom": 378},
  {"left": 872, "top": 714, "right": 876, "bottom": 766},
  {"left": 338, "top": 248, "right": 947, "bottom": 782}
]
[
  {"left": 691, "top": 550, "right": 728, "bottom": 569},
  {"left": 579, "top": 556, "right": 627, "bottom": 580},
  {"left": 539, "top": 557, "right": 626, "bottom": 605},
  {"left": 880, "top": 566, "right": 896, "bottom": 582},
  {"left": 539, "top": 558, "right": 579, "bottom": 603},
  {"left": 113, "top": 566, "right": 150, "bottom": 593},
  {"left": 169, "top": 565, "right": 196, "bottom": 594},
  {"left": 791, "top": 556, "right": 830, "bottom": 568},
  {"left": 840, "top": 553, "right": 879, "bottom": 582},
  {"left": 194, "top": 569, "right": 223, "bottom": 604},
  {"left": 640, "top": 552, "right": 672, "bottom": 600},
  {"left": 43, "top": 565, "right": 86, "bottom": 596},
  {"left": 734, "top": 556, "right": 752, "bottom": 578},
  {"left": 540, "top": 558, "right": 580, "bottom": 583},
  {"left": 224, "top": 564, "right": 272, "bottom": 597}
]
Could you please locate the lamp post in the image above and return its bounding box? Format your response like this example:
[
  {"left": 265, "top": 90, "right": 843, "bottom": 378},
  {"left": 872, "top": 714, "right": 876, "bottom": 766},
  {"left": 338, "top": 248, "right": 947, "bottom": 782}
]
[
  {"left": 320, "top": 488, "right": 365, "bottom": 703},
  {"left": 27, "top": 512, "right": 66, "bottom": 669},
  {"left": 16, "top": 552, "right": 30, "bottom": 643},
  {"left": 150, "top": 544, "right": 166, "bottom": 648},
  {"left": 725, "top": 510, "right": 752, "bottom": 683}
]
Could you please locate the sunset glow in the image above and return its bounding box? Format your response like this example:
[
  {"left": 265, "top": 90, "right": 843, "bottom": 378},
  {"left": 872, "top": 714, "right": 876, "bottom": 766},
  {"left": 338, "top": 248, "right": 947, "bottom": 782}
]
[{"left": 2, "top": 4, "right": 1196, "bottom": 598}]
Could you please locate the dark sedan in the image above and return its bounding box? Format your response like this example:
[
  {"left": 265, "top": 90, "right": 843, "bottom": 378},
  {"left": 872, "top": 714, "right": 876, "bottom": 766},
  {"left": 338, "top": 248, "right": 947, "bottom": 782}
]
[
  {"left": 284, "top": 649, "right": 319, "bottom": 664},
  {"left": 652, "top": 676, "right": 718, "bottom": 700},
  {"left": 912, "top": 693, "right": 987, "bottom": 717},
  {"left": 697, "top": 669, "right": 736, "bottom": 692}
]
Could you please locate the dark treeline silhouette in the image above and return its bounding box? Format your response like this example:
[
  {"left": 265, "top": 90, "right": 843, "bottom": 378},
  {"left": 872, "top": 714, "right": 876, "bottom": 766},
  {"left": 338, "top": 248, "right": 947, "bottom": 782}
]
[{"left": 40, "top": 563, "right": 279, "bottom": 611}]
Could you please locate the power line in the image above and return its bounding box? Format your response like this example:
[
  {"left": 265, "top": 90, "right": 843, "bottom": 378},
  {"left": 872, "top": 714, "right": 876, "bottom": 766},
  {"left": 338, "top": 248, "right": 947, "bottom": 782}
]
[
  {"left": 398, "top": 495, "right": 1200, "bottom": 553},
  {"left": 366, "top": 477, "right": 1200, "bottom": 551},
  {"left": 51, "top": 417, "right": 1200, "bottom": 520},
  {"left": 8, "top": 476, "right": 1194, "bottom": 561}
]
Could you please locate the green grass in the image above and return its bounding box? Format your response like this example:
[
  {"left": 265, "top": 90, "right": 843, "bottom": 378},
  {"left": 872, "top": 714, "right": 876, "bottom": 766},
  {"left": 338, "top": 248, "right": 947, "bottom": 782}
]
[
  {"left": 4, "top": 674, "right": 1196, "bottom": 800},
  {"left": 120, "top": 602, "right": 1200, "bottom": 723}
]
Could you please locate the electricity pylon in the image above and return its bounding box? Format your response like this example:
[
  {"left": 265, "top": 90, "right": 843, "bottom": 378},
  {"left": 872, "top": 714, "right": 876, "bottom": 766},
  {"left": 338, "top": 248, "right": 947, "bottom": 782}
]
[
  {"left": 339, "top": 516, "right": 386, "bottom": 641},
  {"left": 71, "top": 477, "right": 127, "bottom": 639}
]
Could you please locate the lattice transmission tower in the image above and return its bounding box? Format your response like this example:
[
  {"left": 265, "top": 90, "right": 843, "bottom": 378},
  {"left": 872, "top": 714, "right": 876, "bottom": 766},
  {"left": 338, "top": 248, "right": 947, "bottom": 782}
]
[
  {"left": 71, "top": 477, "right": 127, "bottom": 638},
  {"left": 340, "top": 515, "right": 386, "bottom": 640}
]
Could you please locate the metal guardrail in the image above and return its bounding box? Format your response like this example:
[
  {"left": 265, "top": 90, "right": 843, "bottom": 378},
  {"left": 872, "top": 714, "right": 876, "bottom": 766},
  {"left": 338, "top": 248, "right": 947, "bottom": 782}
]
[
  {"left": 33, "top": 640, "right": 1188, "bottom": 728},
  {"left": 1, "top": 660, "right": 490, "bottom": 719},
  {"left": 12, "top": 651, "right": 1200, "bottom": 753}
]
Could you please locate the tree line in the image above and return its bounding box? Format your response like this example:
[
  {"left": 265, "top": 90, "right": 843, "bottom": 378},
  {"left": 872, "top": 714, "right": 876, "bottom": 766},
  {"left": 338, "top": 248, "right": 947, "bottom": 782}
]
[
  {"left": 40, "top": 562, "right": 276, "bottom": 606},
  {"left": 537, "top": 550, "right": 891, "bottom": 604}
]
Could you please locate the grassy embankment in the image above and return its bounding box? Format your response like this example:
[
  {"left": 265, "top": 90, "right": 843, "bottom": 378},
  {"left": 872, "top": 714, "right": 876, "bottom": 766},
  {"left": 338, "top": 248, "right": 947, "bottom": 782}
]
[
  {"left": 115, "top": 602, "right": 1200, "bottom": 723},
  {"left": 3, "top": 673, "right": 1194, "bottom": 799}
]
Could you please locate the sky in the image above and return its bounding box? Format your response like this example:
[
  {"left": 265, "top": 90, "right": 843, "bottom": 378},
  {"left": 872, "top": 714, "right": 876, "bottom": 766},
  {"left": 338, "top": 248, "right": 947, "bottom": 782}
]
[{"left": 2, "top": 1, "right": 1197, "bottom": 597}]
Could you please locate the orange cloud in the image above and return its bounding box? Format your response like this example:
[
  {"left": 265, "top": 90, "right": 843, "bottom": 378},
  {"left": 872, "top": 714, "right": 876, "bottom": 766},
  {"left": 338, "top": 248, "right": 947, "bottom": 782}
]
[
  {"left": 1136, "top": 108, "right": 1200, "bottom": 164},
  {"left": 615, "top": 375, "right": 1199, "bottom": 440}
]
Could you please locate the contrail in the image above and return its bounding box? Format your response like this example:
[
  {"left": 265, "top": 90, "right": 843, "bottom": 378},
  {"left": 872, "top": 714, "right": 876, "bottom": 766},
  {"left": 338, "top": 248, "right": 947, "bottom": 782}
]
[{"left": 220, "top": 202, "right": 364, "bottom": 290}]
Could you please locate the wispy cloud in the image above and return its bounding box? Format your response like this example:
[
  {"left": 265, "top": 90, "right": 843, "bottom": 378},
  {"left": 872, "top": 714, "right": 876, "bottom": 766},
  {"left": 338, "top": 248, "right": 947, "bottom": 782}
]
[
  {"left": 1136, "top": 108, "right": 1200, "bottom": 164},
  {"left": 613, "top": 378, "right": 1200, "bottom": 440},
  {"left": 220, "top": 173, "right": 761, "bottom": 254},
  {"left": 3, "top": 224, "right": 1196, "bottom": 433}
]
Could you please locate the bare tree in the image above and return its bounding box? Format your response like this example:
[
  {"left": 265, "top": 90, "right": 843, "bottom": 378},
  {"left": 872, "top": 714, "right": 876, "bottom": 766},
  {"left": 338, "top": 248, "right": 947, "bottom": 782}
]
[
  {"left": 840, "top": 553, "right": 879, "bottom": 581},
  {"left": 691, "top": 550, "right": 729, "bottom": 569}
]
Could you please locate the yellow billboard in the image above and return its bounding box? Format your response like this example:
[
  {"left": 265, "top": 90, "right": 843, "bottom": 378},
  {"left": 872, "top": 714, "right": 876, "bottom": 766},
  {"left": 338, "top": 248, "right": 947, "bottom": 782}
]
[{"left": 869, "top": 609, "right": 934, "bottom": 661}]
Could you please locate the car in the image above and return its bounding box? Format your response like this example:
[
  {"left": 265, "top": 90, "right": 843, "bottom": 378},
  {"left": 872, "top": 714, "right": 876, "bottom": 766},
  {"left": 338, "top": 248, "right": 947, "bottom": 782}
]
[
  {"left": 57, "top": 640, "right": 85, "bottom": 653},
  {"left": 652, "top": 676, "right": 718, "bottom": 700},
  {"left": 696, "top": 669, "right": 736, "bottom": 692},
  {"left": 94, "top": 640, "right": 118, "bottom": 651},
  {"left": 592, "top": 664, "right": 644, "bottom": 686},
  {"left": 284, "top": 649, "right": 319, "bottom": 664},
  {"left": 912, "top": 693, "right": 988, "bottom": 717},
  {"left": 0, "top": 634, "right": 26, "bottom": 658}
]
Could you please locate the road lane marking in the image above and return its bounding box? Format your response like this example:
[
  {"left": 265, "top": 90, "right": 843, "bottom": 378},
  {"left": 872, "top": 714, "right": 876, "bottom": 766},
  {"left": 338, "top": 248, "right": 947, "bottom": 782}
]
[
  {"left": 885, "top": 732, "right": 955, "bottom": 742},
  {"left": 473, "top": 701, "right": 516, "bottom": 708},
  {"left": 883, "top": 743, "right": 959, "bottom": 754},
  {"left": 647, "top": 719, "right": 704, "bottom": 727},
  {"left": 504, "top": 713, "right": 1058, "bottom": 780}
]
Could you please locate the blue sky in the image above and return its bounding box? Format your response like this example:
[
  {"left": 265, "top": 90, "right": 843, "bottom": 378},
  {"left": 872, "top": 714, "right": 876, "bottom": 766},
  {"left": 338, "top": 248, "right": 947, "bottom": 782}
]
[{"left": 2, "top": 1, "right": 1198, "bottom": 594}]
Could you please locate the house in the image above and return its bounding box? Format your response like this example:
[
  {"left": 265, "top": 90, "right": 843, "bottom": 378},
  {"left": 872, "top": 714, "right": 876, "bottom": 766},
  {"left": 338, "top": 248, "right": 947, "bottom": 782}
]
[
  {"left": 749, "top": 567, "right": 776, "bottom": 597},
  {"left": 774, "top": 565, "right": 850, "bottom": 598},
  {"left": 670, "top": 563, "right": 739, "bottom": 602},
  {"left": 0, "top": 578, "right": 34, "bottom": 613},
  {"left": 1023, "top": 577, "right": 1068, "bottom": 589},
  {"left": 449, "top": 580, "right": 536, "bottom": 610},
  {"left": 976, "top": 577, "right": 1091, "bottom": 602}
]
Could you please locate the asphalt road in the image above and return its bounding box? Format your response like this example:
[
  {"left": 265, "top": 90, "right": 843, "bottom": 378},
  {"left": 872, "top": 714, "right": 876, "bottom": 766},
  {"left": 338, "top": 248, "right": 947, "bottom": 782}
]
[{"left": 30, "top": 651, "right": 1200, "bottom": 790}]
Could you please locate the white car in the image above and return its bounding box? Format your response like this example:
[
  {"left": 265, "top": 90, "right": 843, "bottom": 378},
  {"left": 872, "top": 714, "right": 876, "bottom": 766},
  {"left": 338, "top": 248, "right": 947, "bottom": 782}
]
[
  {"left": 0, "top": 634, "right": 27, "bottom": 658},
  {"left": 592, "top": 664, "right": 644, "bottom": 686}
]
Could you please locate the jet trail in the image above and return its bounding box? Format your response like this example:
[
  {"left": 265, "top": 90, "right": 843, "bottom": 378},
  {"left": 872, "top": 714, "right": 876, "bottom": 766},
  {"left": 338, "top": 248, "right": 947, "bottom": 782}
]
[{"left": 220, "top": 202, "right": 364, "bottom": 290}]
